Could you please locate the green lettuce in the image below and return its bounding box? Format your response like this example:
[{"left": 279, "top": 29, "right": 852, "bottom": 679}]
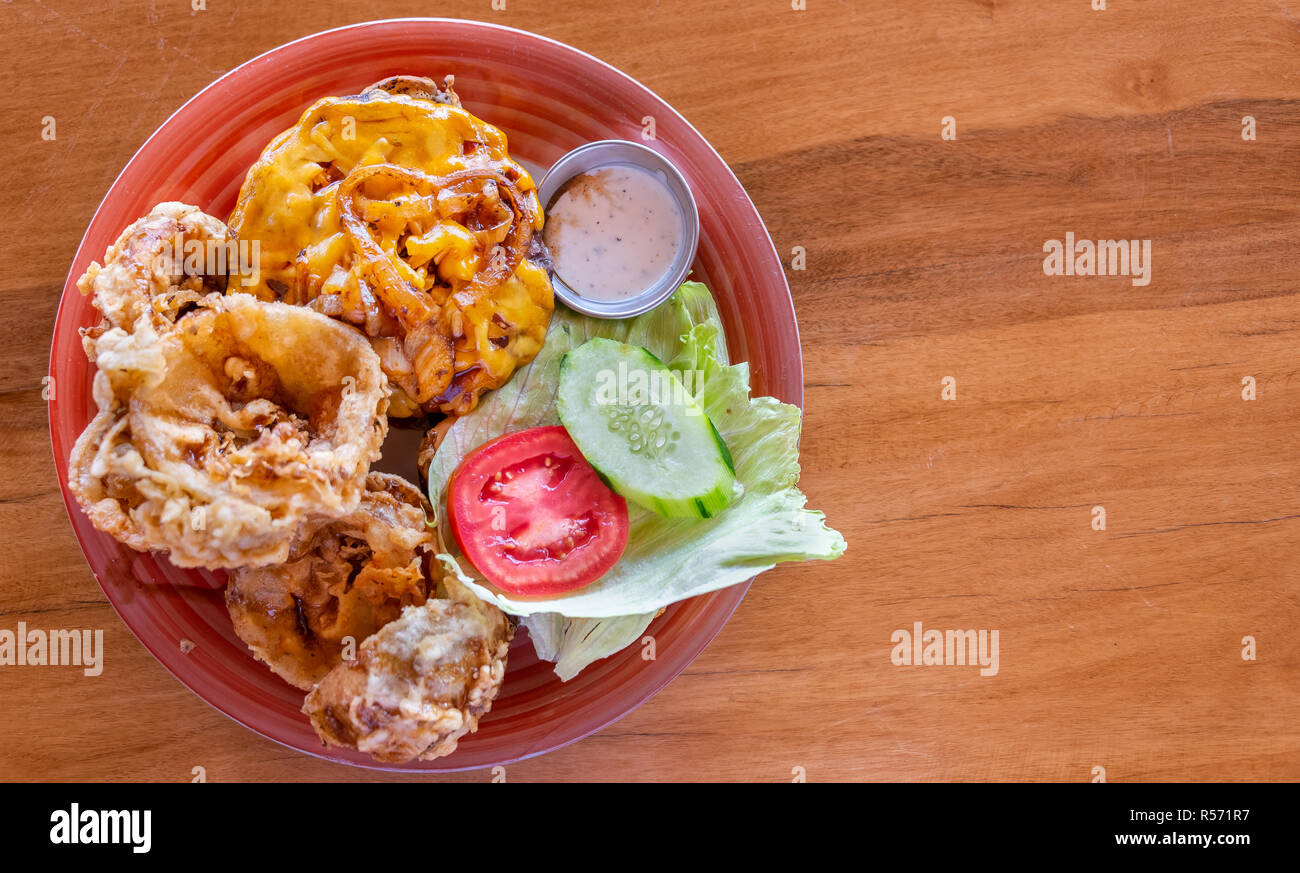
[
  {"left": 428, "top": 282, "right": 845, "bottom": 676},
  {"left": 520, "top": 611, "right": 658, "bottom": 682}
]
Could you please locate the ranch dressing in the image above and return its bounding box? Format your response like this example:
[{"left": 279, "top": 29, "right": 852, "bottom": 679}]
[{"left": 542, "top": 164, "right": 684, "bottom": 301}]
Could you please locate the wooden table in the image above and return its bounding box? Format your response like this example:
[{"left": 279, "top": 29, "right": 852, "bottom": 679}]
[{"left": 3, "top": 0, "right": 1297, "bottom": 782}]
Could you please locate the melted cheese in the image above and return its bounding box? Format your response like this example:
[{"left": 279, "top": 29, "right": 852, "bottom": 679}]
[{"left": 227, "top": 92, "right": 552, "bottom": 416}]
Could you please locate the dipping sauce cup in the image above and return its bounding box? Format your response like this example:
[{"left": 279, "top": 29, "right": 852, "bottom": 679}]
[{"left": 537, "top": 140, "right": 700, "bottom": 319}]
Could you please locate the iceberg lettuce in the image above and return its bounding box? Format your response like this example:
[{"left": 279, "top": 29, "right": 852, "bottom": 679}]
[{"left": 428, "top": 282, "right": 845, "bottom": 677}]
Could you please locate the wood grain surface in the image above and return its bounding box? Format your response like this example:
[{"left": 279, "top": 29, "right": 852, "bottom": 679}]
[{"left": 3, "top": 0, "right": 1298, "bottom": 782}]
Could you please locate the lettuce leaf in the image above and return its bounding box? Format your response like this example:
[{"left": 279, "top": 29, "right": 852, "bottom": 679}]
[
  {"left": 428, "top": 282, "right": 845, "bottom": 674},
  {"left": 520, "top": 611, "right": 658, "bottom": 682}
]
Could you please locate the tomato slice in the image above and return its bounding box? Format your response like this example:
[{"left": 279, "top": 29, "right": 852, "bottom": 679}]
[{"left": 446, "top": 425, "right": 629, "bottom": 596}]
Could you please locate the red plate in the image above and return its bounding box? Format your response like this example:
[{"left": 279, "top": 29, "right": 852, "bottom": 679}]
[{"left": 48, "top": 18, "right": 803, "bottom": 771}]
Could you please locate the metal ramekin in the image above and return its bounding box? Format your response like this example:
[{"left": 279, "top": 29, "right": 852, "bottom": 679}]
[{"left": 536, "top": 139, "right": 700, "bottom": 319}]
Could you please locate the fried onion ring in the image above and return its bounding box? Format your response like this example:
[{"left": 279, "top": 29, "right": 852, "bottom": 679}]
[
  {"left": 77, "top": 201, "right": 233, "bottom": 340},
  {"left": 302, "top": 575, "right": 513, "bottom": 762},
  {"left": 225, "top": 473, "right": 435, "bottom": 689},
  {"left": 68, "top": 292, "right": 388, "bottom": 568}
]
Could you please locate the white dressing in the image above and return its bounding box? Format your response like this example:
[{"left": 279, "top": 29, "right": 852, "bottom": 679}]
[{"left": 542, "top": 164, "right": 684, "bottom": 301}]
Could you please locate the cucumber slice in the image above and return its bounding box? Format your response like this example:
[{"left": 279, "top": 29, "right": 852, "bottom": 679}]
[{"left": 557, "top": 337, "right": 737, "bottom": 519}]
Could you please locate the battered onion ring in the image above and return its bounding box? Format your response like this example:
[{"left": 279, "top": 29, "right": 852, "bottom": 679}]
[
  {"left": 302, "top": 575, "right": 513, "bottom": 762},
  {"left": 68, "top": 293, "right": 389, "bottom": 568},
  {"left": 225, "top": 473, "right": 435, "bottom": 690},
  {"left": 336, "top": 164, "right": 536, "bottom": 403},
  {"left": 77, "top": 201, "right": 233, "bottom": 340}
]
